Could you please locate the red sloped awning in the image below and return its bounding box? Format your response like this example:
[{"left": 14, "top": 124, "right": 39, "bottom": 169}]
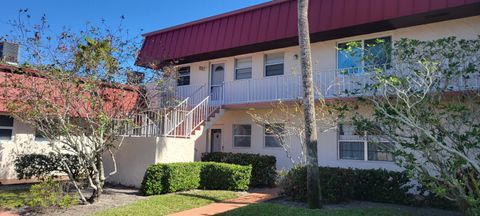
[
  {"left": 0, "top": 64, "right": 140, "bottom": 117},
  {"left": 137, "top": 0, "right": 480, "bottom": 66}
]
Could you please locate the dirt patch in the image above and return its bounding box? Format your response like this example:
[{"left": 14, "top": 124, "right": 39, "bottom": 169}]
[
  {"left": 4, "top": 185, "right": 258, "bottom": 216},
  {"left": 269, "top": 198, "right": 462, "bottom": 216},
  {"left": 16, "top": 186, "right": 146, "bottom": 216}
]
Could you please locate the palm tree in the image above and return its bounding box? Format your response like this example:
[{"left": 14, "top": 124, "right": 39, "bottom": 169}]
[{"left": 297, "top": 0, "right": 322, "bottom": 209}]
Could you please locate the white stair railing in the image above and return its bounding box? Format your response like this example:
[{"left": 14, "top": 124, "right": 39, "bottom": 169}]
[
  {"left": 162, "top": 84, "right": 220, "bottom": 138},
  {"left": 120, "top": 109, "right": 165, "bottom": 137},
  {"left": 187, "top": 96, "right": 209, "bottom": 135},
  {"left": 163, "top": 97, "right": 189, "bottom": 137}
]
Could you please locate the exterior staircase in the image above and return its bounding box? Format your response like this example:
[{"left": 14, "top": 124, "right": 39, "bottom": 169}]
[{"left": 122, "top": 84, "right": 224, "bottom": 139}]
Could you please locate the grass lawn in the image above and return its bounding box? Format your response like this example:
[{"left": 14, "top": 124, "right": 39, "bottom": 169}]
[
  {"left": 219, "top": 203, "right": 411, "bottom": 216},
  {"left": 94, "top": 190, "right": 240, "bottom": 216},
  {"left": 0, "top": 189, "right": 29, "bottom": 210}
]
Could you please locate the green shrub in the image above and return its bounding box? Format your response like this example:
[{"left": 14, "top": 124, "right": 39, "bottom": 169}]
[
  {"left": 15, "top": 153, "right": 86, "bottom": 181},
  {"left": 141, "top": 162, "right": 252, "bottom": 196},
  {"left": 280, "top": 166, "right": 455, "bottom": 209},
  {"left": 140, "top": 164, "right": 166, "bottom": 196},
  {"left": 279, "top": 166, "right": 307, "bottom": 202},
  {"left": 280, "top": 166, "right": 354, "bottom": 203},
  {"left": 163, "top": 163, "right": 202, "bottom": 193},
  {"left": 320, "top": 167, "right": 355, "bottom": 203},
  {"left": 201, "top": 152, "right": 276, "bottom": 187},
  {"left": 200, "top": 163, "right": 251, "bottom": 191},
  {"left": 27, "top": 178, "right": 77, "bottom": 208},
  {"left": 352, "top": 169, "right": 412, "bottom": 204}
]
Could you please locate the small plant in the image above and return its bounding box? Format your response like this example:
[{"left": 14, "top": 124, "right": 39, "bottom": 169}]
[{"left": 26, "top": 178, "right": 77, "bottom": 208}]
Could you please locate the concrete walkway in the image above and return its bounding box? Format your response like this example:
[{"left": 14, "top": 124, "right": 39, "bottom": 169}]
[
  {"left": 0, "top": 211, "right": 16, "bottom": 216},
  {"left": 169, "top": 188, "right": 281, "bottom": 216}
]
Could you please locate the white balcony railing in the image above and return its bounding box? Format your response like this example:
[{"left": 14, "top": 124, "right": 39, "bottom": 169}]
[
  {"left": 172, "top": 66, "right": 480, "bottom": 106},
  {"left": 222, "top": 67, "right": 376, "bottom": 105},
  {"left": 122, "top": 65, "right": 480, "bottom": 138}
]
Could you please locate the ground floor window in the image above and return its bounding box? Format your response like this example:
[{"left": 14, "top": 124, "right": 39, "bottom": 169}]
[
  {"left": 35, "top": 129, "right": 47, "bottom": 142},
  {"left": 233, "top": 124, "right": 251, "bottom": 147},
  {"left": 264, "top": 123, "right": 284, "bottom": 148},
  {"left": 368, "top": 142, "right": 395, "bottom": 161},
  {"left": 338, "top": 124, "right": 394, "bottom": 162},
  {"left": 339, "top": 141, "right": 364, "bottom": 160},
  {"left": 0, "top": 115, "right": 14, "bottom": 140}
]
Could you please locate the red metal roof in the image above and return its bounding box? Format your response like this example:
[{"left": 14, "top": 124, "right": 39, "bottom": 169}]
[
  {"left": 137, "top": 0, "right": 480, "bottom": 66},
  {"left": 0, "top": 64, "right": 140, "bottom": 115}
]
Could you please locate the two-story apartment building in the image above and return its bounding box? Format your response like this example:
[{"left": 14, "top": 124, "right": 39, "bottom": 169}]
[
  {"left": 4, "top": 0, "right": 479, "bottom": 187},
  {"left": 124, "top": 0, "right": 480, "bottom": 179}
]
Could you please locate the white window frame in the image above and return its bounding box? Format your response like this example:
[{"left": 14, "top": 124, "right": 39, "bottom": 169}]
[
  {"left": 338, "top": 141, "right": 366, "bottom": 160},
  {"left": 177, "top": 66, "right": 191, "bottom": 86},
  {"left": 264, "top": 52, "right": 284, "bottom": 77},
  {"left": 336, "top": 35, "right": 392, "bottom": 74},
  {"left": 264, "top": 123, "right": 284, "bottom": 148},
  {"left": 337, "top": 124, "right": 394, "bottom": 162},
  {"left": 336, "top": 40, "right": 364, "bottom": 74},
  {"left": 366, "top": 140, "right": 395, "bottom": 161},
  {"left": 233, "top": 124, "right": 251, "bottom": 148},
  {"left": 234, "top": 57, "right": 252, "bottom": 80},
  {"left": 0, "top": 115, "right": 14, "bottom": 140}
]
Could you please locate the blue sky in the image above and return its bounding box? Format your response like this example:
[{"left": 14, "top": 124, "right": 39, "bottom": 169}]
[{"left": 0, "top": 0, "right": 269, "bottom": 38}]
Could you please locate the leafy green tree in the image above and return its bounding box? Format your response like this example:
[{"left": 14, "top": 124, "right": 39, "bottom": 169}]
[
  {"left": 343, "top": 36, "right": 480, "bottom": 214},
  {"left": 1, "top": 11, "right": 162, "bottom": 203}
]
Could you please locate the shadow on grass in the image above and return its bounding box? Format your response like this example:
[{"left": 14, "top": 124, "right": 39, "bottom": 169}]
[
  {"left": 176, "top": 192, "right": 255, "bottom": 206},
  {"left": 176, "top": 192, "right": 224, "bottom": 202}
]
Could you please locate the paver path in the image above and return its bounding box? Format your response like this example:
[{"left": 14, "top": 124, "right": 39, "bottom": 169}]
[
  {"left": 0, "top": 211, "right": 16, "bottom": 216},
  {"left": 169, "top": 187, "right": 281, "bottom": 216}
]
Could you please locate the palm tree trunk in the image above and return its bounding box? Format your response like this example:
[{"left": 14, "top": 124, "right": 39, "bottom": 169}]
[{"left": 297, "top": 0, "right": 322, "bottom": 209}]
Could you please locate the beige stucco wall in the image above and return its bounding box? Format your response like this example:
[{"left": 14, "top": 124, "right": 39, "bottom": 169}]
[
  {"left": 104, "top": 136, "right": 196, "bottom": 188},
  {"left": 156, "top": 136, "right": 196, "bottom": 163},
  {"left": 0, "top": 112, "right": 198, "bottom": 186},
  {"left": 103, "top": 137, "right": 157, "bottom": 187},
  {"left": 0, "top": 116, "right": 52, "bottom": 180},
  {"left": 194, "top": 107, "right": 400, "bottom": 171}
]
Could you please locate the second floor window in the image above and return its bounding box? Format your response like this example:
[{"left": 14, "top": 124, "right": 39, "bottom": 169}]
[
  {"left": 235, "top": 57, "right": 252, "bottom": 80},
  {"left": 233, "top": 124, "right": 251, "bottom": 148},
  {"left": 0, "top": 115, "right": 14, "bottom": 140},
  {"left": 338, "top": 124, "right": 394, "bottom": 162},
  {"left": 265, "top": 53, "right": 284, "bottom": 77},
  {"left": 177, "top": 66, "right": 190, "bottom": 86},
  {"left": 337, "top": 36, "right": 391, "bottom": 74}
]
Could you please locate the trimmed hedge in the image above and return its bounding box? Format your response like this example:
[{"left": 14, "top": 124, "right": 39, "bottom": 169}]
[
  {"left": 160, "top": 163, "right": 203, "bottom": 193},
  {"left": 201, "top": 152, "right": 276, "bottom": 187},
  {"left": 352, "top": 168, "right": 412, "bottom": 204},
  {"left": 141, "top": 162, "right": 251, "bottom": 196},
  {"left": 200, "top": 163, "right": 251, "bottom": 191},
  {"left": 280, "top": 166, "right": 357, "bottom": 203},
  {"left": 280, "top": 166, "right": 456, "bottom": 209}
]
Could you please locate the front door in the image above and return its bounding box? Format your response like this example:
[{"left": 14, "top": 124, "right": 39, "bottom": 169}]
[
  {"left": 210, "top": 129, "right": 222, "bottom": 152},
  {"left": 210, "top": 64, "right": 224, "bottom": 102}
]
